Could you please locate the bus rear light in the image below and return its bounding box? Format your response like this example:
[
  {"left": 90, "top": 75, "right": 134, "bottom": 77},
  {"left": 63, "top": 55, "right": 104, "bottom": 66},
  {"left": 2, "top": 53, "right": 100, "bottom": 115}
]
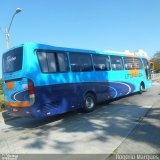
[
  {"left": 26, "top": 111, "right": 31, "bottom": 115},
  {"left": 28, "top": 79, "right": 35, "bottom": 106},
  {"left": 46, "top": 112, "right": 51, "bottom": 115},
  {"left": 37, "top": 109, "right": 41, "bottom": 112},
  {"left": 28, "top": 80, "right": 34, "bottom": 95},
  {"left": 13, "top": 108, "right": 18, "bottom": 112}
]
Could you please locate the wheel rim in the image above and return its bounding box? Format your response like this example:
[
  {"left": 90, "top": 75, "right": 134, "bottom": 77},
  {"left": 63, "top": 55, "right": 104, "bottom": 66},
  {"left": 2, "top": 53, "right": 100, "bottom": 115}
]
[{"left": 85, "top": 97, "right": 94, "bottom": 109}]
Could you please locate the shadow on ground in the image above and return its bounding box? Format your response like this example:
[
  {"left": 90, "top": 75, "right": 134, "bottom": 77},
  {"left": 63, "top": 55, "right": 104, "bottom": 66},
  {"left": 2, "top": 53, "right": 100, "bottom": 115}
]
[{"left": 3, "top": 97, "right": 159, "bottom": 153}]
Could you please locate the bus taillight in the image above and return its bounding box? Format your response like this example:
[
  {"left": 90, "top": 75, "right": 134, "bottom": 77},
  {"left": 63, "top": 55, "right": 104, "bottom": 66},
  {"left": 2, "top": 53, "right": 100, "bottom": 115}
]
[
  {"left": 28, "top": 79, "right": 35, "bottom": 105},
  {"left": 28, "top": 79, "right": 34, "bottom": 95}
]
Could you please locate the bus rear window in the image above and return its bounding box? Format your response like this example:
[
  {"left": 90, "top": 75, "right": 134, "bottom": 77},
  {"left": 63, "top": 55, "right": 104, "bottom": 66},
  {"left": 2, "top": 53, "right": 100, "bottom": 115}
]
[{"left": 2, "top": 47, "right": 23, "bottom": 73}]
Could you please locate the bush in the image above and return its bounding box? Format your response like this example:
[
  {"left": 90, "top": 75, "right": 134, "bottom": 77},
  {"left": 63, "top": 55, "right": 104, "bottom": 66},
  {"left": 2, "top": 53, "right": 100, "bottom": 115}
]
[
  {"left": 0, "top": 101, "right": 5, "bottom": 112},
  {"left": 0, "top": 103, "right": 5, "bottom": 109},
  {"left": 0, "top": 90, "right": 3, "bottom": 95},
  {"left": 0, "top": 79, "right": 3, "bottom": 94},
  {"left": 0, "top": 79, "right": 5, "bottom": 111}
]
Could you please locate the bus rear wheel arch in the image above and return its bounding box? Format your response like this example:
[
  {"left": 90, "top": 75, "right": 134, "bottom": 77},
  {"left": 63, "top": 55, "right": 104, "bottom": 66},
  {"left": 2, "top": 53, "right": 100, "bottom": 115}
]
[{"left": 83, "top": 92, "right": 96, "bottom": 112}]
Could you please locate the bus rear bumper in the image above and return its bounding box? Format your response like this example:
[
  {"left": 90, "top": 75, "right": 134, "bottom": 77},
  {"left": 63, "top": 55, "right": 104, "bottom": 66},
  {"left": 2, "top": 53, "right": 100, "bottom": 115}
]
[
  {"left": 5, "top": 105, "right": 34, "bottom": 118},
  {"left": 5, "top": 104, "right": 67, "bottom": 119},
  {"left": 5, "top": 105, "right": 43, "bottom": 118}
]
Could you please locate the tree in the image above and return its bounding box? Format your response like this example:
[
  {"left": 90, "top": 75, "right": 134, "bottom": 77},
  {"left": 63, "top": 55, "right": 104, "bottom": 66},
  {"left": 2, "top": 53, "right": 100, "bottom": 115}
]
[
  {"left": 153, "top": 51, "right": 160, "bottom": 59},
  {"left": 151, "top": 51, "right": 160, "bottom": 72}
]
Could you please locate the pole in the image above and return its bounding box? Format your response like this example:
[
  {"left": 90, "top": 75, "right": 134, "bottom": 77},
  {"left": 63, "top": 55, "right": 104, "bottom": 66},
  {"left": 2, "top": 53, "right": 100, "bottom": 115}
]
[
  {"left": 5, "top": 8, "right": 22, "bottom": 49},
  {"left": 8, "top": 12, "right": 16, "bottom": 34},
  {"left": 5, "top": 28, "right": 9, "bottom": 49}
]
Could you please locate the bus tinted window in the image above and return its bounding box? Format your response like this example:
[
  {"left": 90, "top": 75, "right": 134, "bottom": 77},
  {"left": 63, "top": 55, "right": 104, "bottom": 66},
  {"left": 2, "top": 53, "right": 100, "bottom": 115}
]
[
  {"left": 37, "top": 51, "right": 68, "bottom": 73},
  {"left": 124, "top": 57, "right": 134, "bottom": 70},
  {"left": 70, "top": 53, "right": 81, "bottom": 72},
  {"left": 124, "top": 57, "right": 143, "bottom": 70},
  {"left": 93, "top": 55, "right": 110, "bottom": 71},
  {"left": 2, "top": 47, "right": 23, "bottom": 73},
  {"left": 57, "top": 53, "right": 69, "bottom": 72},
  {"left": 70, "top": 53, "right": 93, "bottom": 72},
  {"left": 142, "top": 58, "right": 149, "bottom": 68},
  {"left": 133, "top": 58, "right": 143, "bottom": 69},
  {"left": 47, "top": 53, "right": 57, "bottom": 72},
  {"left": 81, "top": 54, "right": 93, "bottom": 71},
  {"left": 37, "top": 52, "right": 49, "bottom": 72},
  {"left": 110, "top": 56, "right": 124, "bottom": 70},
  {"left": 124, "top": 57, "right": 135, "bottom": 70}
]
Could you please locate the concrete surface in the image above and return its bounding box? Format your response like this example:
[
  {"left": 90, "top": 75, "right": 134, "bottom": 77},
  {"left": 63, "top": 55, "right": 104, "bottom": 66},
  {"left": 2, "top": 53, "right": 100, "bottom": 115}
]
[
  {"left": 107, "top": 101, "right": 160, "bottom": 158},
  {"left": 0, "top": 111, "right": 19, "bottom": 123},
  {"left": 0, "top": 83, "right": 159, "bottom": 160}
]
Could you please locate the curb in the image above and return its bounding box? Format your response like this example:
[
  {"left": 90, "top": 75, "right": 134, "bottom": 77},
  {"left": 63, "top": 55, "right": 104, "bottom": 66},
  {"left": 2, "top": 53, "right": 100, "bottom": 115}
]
[{"left": 107, "top": 105, "right": 154, "bottom": 159}]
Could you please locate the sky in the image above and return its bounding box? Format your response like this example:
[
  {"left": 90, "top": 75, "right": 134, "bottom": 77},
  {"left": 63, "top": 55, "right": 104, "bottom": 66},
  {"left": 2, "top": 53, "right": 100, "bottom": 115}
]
[{"left": 0, "top": 0, "right": 160, "bottom": 77}]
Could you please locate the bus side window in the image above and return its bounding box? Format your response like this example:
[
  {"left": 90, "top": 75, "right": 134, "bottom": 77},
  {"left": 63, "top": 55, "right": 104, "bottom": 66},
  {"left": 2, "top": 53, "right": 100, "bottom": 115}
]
[
  {"left": 57, "top": 52, "right": 69, "bottom": 72},
  {"left": 70, "top": 53, "right": 93, "bottom": 72},
  {"left": 70, "top": 53, "right": 81, "bottom": 72},
  {"left": 47, "top": 53, "right": 57, "bottom": 72},
  {"left": 133, "top": 58, "right": 143, "bottom": 69},
  {"left": 124, "top": 57, "right": 134, "bottom": 70},
  {"left": 37, "top": 51, "right": 69, "bottom": 73},
  {"left": 80, "top": 54, "right": 93, "bottom": 72},
  {"left": 71, "top": 64, "right": 81, "bottom": 72},
  {"left": 93, "top": 54, "right": 110, "bottom": 71},
  {"left": 110, "top": 56, "right": 124, "bottom": 70},
  {"left": 37, "top": 51, "right": 49, "bottom": 72}
]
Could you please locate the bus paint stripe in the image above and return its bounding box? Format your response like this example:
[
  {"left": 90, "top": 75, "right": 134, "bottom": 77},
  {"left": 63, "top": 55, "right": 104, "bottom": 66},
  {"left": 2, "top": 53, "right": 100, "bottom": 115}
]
[
  {"left": 5, "top": 101, "right": 31, "bottom": 107},
  {"left": 111, "top": 82, "right": 132, "bottom": 95},
  {"left": 13, "top": 90, "right": 28, "bottom": 101},
  {"left": 108, "top": 86, "right": 118, "bottom": 98}
]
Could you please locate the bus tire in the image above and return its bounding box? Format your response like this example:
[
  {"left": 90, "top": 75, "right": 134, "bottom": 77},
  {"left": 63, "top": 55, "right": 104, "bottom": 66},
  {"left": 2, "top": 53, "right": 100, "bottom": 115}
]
[
  {"left": 83, "top": 93, "right": 96, "bottom": 112},
  {"left": 139, "top": 83, "right": 144, "bottom": 94}
]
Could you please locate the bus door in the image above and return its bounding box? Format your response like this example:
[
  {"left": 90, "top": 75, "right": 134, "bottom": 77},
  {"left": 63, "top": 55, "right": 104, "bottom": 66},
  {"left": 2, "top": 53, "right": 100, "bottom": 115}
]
[{"left": 142, "top": 58, "right": 151, "bottom": 80}]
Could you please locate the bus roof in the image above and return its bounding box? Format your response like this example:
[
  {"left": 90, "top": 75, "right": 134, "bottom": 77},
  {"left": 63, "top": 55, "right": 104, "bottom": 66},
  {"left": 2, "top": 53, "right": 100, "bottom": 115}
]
[{"left": 3, "top": 42, "right": 148, "bottom": 59}]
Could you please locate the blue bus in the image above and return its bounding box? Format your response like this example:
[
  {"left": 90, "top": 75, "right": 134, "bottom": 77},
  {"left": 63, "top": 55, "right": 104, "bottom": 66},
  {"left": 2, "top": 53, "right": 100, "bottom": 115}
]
[{"left": 2, "top": 43, "right": 152, "bottom": 118}]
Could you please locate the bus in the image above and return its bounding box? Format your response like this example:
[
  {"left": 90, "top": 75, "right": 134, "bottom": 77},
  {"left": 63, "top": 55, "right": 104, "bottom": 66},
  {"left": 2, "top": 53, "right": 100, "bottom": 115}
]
[{"left": 2, "top": 43, "right": 152, "bottom": 118}]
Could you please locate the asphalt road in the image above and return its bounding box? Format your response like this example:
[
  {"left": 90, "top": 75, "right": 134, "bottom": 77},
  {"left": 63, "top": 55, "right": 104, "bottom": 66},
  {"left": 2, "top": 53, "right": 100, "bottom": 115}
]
[{"left": 0, "top": 83, "right": 159, "bottom": 159}]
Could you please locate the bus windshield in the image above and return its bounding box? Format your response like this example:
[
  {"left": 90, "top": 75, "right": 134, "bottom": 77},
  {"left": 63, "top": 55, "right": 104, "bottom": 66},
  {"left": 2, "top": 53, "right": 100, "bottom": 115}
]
[{"left": 2, "top": 47, "right": 23, "bottom": 73}]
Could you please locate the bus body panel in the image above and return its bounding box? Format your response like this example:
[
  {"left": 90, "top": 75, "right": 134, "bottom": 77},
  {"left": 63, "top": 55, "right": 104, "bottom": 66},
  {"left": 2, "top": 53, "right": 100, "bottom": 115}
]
[
  {"left": 2, "top": 43, "right": 152, "bottom": 118},
  {"left": 3, "top": 78, "right": 30, "bottom": 105}
]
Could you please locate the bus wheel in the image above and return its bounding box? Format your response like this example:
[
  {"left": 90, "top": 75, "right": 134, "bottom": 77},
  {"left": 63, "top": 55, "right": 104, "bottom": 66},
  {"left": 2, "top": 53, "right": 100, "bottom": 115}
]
[
  {"left": 139, "top": 83, "right": 144, "bottom": 94},
  {"left": 83, "top": 93, "right": 96, "bottom": 112}
]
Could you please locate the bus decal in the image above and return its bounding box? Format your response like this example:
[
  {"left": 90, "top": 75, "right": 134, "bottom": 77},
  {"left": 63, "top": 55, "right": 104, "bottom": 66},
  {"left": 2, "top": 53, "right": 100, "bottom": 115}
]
[
  {"left": 108, "top": 86, "right": 118, "bottom": 98},
  {"left": 5, "top": 101, "right": 31, "bottom": 107},
  {"left": 12, "top": 90, "right": 29, "bottom": 102},
  {"left": 108, "top": 81, "right": 135, "bottom": 98},
  {"left": 6, "top": 81, "right": 14, "bottom": 90},
  {"left": 114, "top": 81, "right": 132, "bottom": 95}
]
